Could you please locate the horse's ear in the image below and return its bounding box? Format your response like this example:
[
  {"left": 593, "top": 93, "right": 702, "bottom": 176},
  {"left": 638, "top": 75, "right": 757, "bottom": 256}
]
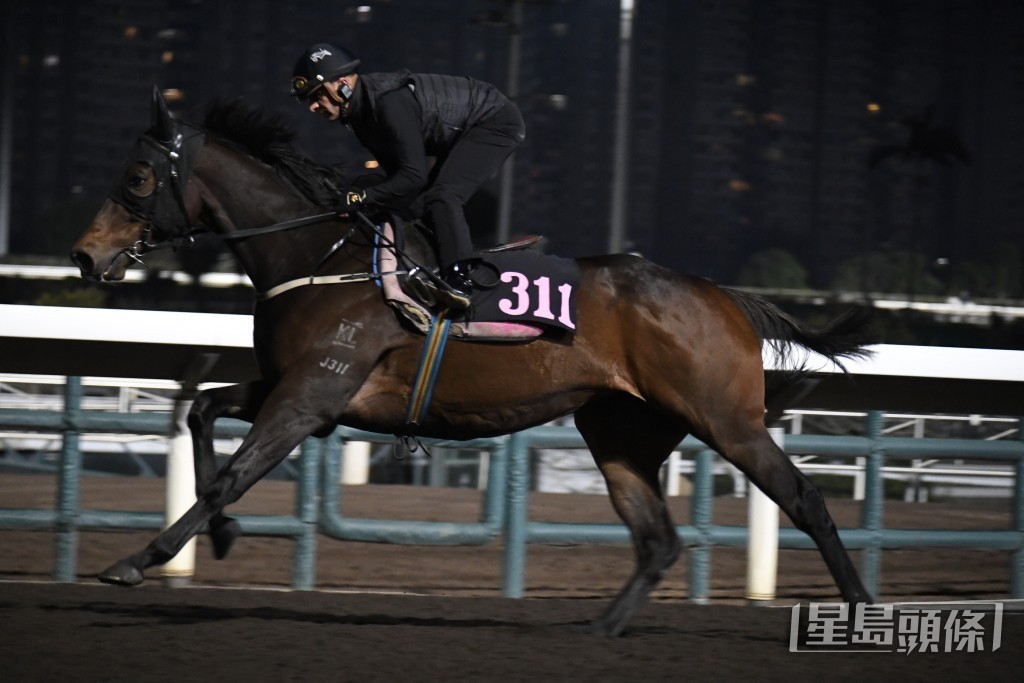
[{"left": 149, "top": 85, "right": 175, "bottom": 142}]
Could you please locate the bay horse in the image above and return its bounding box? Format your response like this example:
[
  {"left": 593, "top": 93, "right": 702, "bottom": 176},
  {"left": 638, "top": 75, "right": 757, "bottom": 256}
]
[{"left": 70, "top": 88, "right": 873, "bottom": 636}]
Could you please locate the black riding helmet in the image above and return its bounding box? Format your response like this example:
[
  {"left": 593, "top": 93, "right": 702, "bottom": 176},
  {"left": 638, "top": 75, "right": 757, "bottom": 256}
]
[{"left": 290, "top": 42, "right": 361, "bottom": 102}]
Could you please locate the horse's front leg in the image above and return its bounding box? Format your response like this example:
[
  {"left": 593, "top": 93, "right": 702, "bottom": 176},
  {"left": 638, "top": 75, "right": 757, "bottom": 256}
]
[
  {"left": 98, "top": 379, "right": 338, "bottom": 586},
  {"left": 188, "top": 380, "right": 272, "bottom": 560}
]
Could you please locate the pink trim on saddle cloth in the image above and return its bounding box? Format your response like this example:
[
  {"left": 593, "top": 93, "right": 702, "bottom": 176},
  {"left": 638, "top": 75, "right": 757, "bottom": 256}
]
[{"left": 377, "top": 223, "right": 544, "bottom": 341}]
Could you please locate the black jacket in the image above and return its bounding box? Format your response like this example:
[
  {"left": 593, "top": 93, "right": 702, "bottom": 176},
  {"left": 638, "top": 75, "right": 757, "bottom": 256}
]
[{"left": 342, "top": 71, "right": 508, "bottom": 208}]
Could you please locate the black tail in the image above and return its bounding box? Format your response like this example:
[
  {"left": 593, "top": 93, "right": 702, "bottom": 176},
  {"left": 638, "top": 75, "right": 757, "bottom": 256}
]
[{"left": 722, "top": 288, "right": 874, "bottom": 372}]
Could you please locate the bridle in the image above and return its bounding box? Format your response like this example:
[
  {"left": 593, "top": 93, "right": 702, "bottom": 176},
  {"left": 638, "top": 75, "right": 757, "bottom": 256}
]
[
  {"left": 106, "top": 120, "right": 347, "bottom": 267},
  {"left": 107, "top": 123, "right": 207, "bottom": 265},
  {"left": 107, "top": 115, "right": 429, "bottom": 299}
]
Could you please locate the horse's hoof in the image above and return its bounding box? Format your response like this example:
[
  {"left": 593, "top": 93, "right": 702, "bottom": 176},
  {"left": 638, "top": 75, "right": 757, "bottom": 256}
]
[
  {"left": 211, "top": 517, "right": 242, "bottom": 560},
  {"left": 97, "top": 560, "right": 144, "bottom": 586}
]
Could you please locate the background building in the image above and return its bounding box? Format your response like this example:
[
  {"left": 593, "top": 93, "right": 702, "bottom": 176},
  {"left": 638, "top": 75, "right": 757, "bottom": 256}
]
[{"left": 2, "top": 0, "right": 1022, "bottom": 297}]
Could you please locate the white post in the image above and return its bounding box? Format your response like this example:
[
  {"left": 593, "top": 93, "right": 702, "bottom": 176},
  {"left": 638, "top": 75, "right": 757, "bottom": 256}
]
[
  {"left": 162, "top": 396, "right": 197, "bottom": 587},
  {"left": 665, "top": 450, "right": 681, "bottom": 496},
  {"left": 745, "top": 427, "right": 782, "bottom": 603},
  {"left": 341, "top": 440, "right": 371, "bottom": 485}
]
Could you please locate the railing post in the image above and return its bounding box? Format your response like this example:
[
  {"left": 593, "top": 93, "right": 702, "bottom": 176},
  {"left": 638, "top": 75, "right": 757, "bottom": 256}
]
[
  {"left": 689, "top": 448, "right": 714, "bottom": 604},
  {"left": 292, "top": 437, "right": 320, "bottom": 590},
  {"left": 54, "top": 376, "right": 82, "bottom": 582},
  {"left": 502, "top": 431, "right": 528, "bottom": 598},
  {"left": 161, "top": 393, "right": 196, "bottom": 587},
  {"left": 861, "top": 410, "right": 885, "bottom": 599}
]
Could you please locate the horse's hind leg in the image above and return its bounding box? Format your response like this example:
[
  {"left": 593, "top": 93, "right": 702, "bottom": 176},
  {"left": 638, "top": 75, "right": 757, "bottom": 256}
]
[
  {"left": 713, "top": 420, "right": 873, "bottom": 604},
  {"left": 574, "top": 395, "right": 687, "bottom": 637},
  {"left": 187, "top": 380, "right": 271, "bottom": 559}
]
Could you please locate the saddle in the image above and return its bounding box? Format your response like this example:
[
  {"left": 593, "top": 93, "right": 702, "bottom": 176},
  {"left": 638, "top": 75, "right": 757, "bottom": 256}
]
[{"left": 375, "top": 217, "right": 580, "bottom": 342}]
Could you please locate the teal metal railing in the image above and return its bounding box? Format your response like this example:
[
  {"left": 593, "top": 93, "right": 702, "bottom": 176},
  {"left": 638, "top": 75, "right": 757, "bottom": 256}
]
[
  {"left": 1, "top": 376, "right": 1022, "bottom": 600},
  {"left": 499, "top": 418, "right": 1024, "bottom": 600}
]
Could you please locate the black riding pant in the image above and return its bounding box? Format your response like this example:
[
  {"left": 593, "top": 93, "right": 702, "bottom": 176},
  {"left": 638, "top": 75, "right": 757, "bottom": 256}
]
[{"left": 422, "top": 101, "right": 525, "bottom": 269}]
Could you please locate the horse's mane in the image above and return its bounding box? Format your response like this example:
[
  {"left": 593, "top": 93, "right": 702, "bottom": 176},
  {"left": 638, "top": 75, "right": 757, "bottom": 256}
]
[{"left": 197, "top": 99, "right": 349, "bottom": 208}]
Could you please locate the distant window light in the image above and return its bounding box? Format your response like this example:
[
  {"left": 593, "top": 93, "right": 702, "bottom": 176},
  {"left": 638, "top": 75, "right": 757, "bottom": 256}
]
[
  {"left": 732, "top": 108, "right": 755, "bottom": 124},
  {"left": 867, "top": 102, "right": 881, "bottom": 114},
  {"left": 162, "top": 51, "right": 174, "bottom": 64},
  {"left": 728, "top": 179, "right": 751, "bottom": 192},
  {"left": 736, "top": 73, "right": 756, "bottom": 87},
  {"left": 42, "top": 54, "right": 60, "bottom": 68},
  {"left": 157, "top": 28, "right": 178, "bottom": 40},
  {"left": 355, "top": 5, "right": 372, "bottom": 22},
  {"left": 162, "top": 88, "right": 185, "bottom": 102},
  {"left": 548, "top": 94, "right": 568, "bottom": 111},
  {"left": 364, "top": 160, "right": 380, "bottom": 169},
  {"left": 356, "top": 4, "right": 371, "bottom": 11},
  {"left": 124, "top": 26, "right": 138, "bottom": 39},
  {"left": 761, "top": 111, "right": 785, "bottom": 125}
]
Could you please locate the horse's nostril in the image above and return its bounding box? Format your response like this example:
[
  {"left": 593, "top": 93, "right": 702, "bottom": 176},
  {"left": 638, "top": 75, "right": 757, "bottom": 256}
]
[{"left": 70, "top": 250, "right": 94, "bottom": 276}]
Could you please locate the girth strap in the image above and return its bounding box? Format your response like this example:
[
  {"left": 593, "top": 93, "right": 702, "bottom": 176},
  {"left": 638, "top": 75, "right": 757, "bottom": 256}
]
[{"left": 403, "top": 312, "right": 453, "bottom": 432}]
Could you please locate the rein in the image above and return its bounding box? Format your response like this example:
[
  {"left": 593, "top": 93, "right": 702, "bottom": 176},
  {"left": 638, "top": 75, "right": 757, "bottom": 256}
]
[
  {"left": 114, "top": 115, "right": 435, "bottom": 301},
  {"left": 133, "top": 211, "right": 341, "bottom": 256}
]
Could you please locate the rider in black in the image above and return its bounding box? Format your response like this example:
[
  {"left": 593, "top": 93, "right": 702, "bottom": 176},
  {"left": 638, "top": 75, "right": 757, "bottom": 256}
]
[{"left": 291, "top": 42, "right": 526, "bottom": 311}]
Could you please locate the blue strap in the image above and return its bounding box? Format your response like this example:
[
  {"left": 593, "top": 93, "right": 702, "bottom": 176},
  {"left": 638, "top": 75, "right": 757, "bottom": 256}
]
[{"left": 404, "top": 312, "right": 452, "bottom": 430}]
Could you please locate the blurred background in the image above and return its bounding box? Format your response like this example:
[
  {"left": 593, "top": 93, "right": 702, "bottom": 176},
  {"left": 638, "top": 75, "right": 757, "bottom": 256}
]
[{"left": 1, "top": 0, "right": 1022, "bottom": 347}]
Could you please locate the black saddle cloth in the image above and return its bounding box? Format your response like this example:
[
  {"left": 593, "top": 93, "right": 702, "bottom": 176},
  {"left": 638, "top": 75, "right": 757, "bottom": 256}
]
[{"left": 387, "top": 218, "right": 579, "bottom": 334}]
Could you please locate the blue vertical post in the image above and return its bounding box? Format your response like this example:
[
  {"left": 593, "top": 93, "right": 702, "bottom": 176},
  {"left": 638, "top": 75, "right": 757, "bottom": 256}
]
[
  {"left": 1012, "top": 418, "right": 1024, "bottom": 598},
  {"left": 689, "top": 448, "right": 714, "bottom": 604},
  {"left": 292, "top": 437, "right": 321, "bottom": 590},
  {"left": 860, "top": 410, "right": 885, "bottom": 599},
  {"left": 55, "top": 376, "right": 82, "bottom": 582},
  {"left": 502, "top": 432, "right": 528, "bottom": 598}
]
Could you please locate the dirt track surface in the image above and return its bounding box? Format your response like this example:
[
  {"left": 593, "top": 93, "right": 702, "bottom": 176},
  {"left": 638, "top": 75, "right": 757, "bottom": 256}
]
[
  {"left": 1, "top": 582, "right": 1022, "bottom": 683},
  {"left": 2, "top": 474, "right": 1023, "bottom": 681}
]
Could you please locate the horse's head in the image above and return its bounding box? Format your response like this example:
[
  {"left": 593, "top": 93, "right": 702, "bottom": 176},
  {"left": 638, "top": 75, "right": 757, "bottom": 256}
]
[{"left": 71, "top": 87, "right": 205, "bottom": 282}]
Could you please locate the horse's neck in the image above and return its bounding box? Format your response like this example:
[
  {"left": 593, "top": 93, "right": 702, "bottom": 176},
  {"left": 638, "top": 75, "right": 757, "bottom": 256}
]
[{"left": 195, "top": 147, "right": 365, "bottom": 292}]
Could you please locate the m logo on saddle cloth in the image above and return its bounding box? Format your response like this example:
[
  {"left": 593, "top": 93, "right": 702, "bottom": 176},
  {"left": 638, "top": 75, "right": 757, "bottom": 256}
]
[{"left": 377, "top": 223, "right": 580, "bottom": 341}]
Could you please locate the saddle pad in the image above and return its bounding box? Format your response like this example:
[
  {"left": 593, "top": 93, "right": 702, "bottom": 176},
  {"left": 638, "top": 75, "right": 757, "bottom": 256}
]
[
  {"left": 464, "top": 249, "right": 579, "bottom": 333},
  {"left": 378, "top": 223, "right": 548, "bottom": 342}
]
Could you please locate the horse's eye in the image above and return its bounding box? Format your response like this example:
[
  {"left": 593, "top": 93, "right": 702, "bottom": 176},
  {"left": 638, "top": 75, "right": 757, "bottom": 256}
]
[{"left": 125, "top": 163, "right": 156, "bottom": 197}]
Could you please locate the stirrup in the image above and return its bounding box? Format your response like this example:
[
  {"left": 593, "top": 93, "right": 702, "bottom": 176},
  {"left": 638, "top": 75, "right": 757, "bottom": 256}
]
[{"left": 406, "top": 267, "right": 471, "bottom": 311}]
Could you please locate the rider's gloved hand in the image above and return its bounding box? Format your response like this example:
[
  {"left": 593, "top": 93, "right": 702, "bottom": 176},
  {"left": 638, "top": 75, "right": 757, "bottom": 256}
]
[{"left": 336, "top": 189, "right": 368, "bottom": 214}]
